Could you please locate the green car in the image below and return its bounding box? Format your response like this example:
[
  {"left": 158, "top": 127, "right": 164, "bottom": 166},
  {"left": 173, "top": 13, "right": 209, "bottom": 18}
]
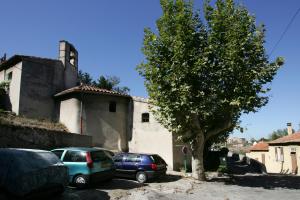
[{"left": 51, "top": 147, "right": 115, "bottom": 188}]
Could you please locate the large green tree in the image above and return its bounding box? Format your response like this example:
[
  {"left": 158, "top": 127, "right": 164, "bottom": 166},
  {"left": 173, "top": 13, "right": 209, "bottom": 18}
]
[{"left": 137, "top": 0, "right": 283, "bottom": 180}]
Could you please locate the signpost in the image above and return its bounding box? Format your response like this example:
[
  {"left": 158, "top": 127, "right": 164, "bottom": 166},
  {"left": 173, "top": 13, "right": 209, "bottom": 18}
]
[{"left": 182, "top": 146, "right": 188, "bottom": 173}]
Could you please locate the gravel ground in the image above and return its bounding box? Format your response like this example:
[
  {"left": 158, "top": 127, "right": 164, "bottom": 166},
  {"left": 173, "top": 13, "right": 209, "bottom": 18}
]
[
  {"left": 58, "top": 173, "right": 300, "bottom": 200},
  {"left": 2, "top": 173, "right": 300, "bottom": 200}
]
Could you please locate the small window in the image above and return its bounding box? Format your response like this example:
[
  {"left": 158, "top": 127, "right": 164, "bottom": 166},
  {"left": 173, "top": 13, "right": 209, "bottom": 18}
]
[
  {"left": 109, "top": 101, "right": 116, "bottom": 112},
  {"left": 6, "top": 72, "right": 12, "bottom": 81},
  {"left": 142, "top": 113, "right": 149, "bottom": 123},
  {"left": 52, "top": 150, "right": 64, "bottom": 159},
  {"left": 63, "top": 151, "right": 86, "bottom": 162},
  {"left": 275, "top": 147, "right": 284, "bottom": 162}
]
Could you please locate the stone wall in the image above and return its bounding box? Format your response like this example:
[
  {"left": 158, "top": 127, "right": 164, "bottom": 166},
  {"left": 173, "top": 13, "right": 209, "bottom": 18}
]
[{"left": 0, "top": 125, "right": 92, "bottom": 150}]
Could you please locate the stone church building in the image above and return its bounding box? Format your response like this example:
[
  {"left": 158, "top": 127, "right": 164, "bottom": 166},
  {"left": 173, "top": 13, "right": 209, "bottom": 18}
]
[{"left": 0, "top": 41, "right": 190, "bottom": 170}]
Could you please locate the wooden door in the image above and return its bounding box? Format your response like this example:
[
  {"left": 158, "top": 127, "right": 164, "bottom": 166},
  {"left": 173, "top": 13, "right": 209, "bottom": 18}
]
[
  {"left": 291, "top": 152, "right": 297, "bottom": 174},
  {"left": 261, "top": 154, "right": 265, "bottom": 165}
]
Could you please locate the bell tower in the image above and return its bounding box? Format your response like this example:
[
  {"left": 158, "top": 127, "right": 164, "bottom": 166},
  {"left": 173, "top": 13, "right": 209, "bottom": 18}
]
[{"left": 59, "top": 40, "right": 78, "bottom": 89}]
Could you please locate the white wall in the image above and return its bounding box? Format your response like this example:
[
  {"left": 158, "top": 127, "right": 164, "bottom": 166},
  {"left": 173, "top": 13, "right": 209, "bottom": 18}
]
[
  {"left": 129, "top": 98, "right": 174, "bottom": 170},
  {"left": 59, "top": 98, "right": 81, "bottom": 133},
  {"left": 0, "top": 62, "right": 22, "bottom": 114}
]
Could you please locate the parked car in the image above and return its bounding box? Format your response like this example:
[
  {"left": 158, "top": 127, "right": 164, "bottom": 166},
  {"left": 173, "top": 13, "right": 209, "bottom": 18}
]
[
  {"left": 113, "top": 153, "right": 167, "bottom": 183},
  {"left": 93, "top": 147, "right": 115, "bottom": 158},
  {"left": 51, "top": 147, "right": 115, "bottom": 188},
  {"left": 0, "top": 148, "right": 68, "bottom": 198}
]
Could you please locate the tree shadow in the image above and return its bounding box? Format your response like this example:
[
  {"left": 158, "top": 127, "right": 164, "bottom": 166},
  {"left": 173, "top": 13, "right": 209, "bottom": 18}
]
[
  {"left": 149, "top": 174, "right": 182, "bottom": 183},
  {"left": 89, "top": 178, "right": 145, "bottom": 190},
  {"left": 58, "top": 189, "right": 110, "bottom": 200},
  {"left": 209, "top": 174, "right": 300, "bottom": 190}
]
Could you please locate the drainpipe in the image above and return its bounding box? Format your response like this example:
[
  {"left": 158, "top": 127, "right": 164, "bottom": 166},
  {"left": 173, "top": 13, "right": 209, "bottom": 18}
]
[{"left": 80, "top": 87, "right": 84, "bottom": 135}]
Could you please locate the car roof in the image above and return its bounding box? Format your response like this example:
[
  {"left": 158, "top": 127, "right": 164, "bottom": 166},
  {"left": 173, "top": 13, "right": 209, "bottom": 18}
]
[
  {"left": 116, "top": 152, "right": 158, "bottom": 156},
  {"left": 0, "top": 148, "right": 50, "bottom": 153},
  {"left": 52, "top": 147, "right": 101, "bottom": 152}
]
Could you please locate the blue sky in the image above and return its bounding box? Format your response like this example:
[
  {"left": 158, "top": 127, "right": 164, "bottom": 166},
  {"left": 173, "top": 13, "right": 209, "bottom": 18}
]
[{"left": 0, "top": 0, "right": 299, "bottom": 140}]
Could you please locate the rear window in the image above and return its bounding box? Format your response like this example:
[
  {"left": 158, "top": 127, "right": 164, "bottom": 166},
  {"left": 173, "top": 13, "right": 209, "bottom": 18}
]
[
  {"left": 125, "top": 154, "right": 141, "bottom": 163},
  {"left": 63, "top": 151, "right": 86, "bottom": 162},
  {"left": 150, "top": 155, "right": 166, "bottom": 164},
  {"left": 91, "top": 151, "right": 110, "bottom": 162},
  {"left": 52, "top": 150, "right": 64, "bottom": 159}
]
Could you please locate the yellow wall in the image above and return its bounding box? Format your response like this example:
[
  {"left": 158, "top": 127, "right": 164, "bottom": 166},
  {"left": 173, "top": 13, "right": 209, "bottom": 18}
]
[
  {"left": 247, "top": 145, "right": 300, "bottom": 175},
  {"left": 267, "top": 145, "right": 300, "bottom": 175}
]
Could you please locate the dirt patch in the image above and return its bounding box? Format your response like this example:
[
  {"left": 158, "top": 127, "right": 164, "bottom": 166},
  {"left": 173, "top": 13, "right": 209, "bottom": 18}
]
[{"left": 0, "top": 112, "right": 68, "bottom": 132}]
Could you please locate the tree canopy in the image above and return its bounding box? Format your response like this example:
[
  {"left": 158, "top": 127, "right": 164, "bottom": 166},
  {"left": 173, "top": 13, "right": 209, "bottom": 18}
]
[
  {"left": 268, "top": 128, "right": 294, "bottom": 140},
  {"left": 137, "top": 0, "right": 283, "bottom": 180},
  {"left": 78, "top": 70, "right": 130, "bottom": 95}
]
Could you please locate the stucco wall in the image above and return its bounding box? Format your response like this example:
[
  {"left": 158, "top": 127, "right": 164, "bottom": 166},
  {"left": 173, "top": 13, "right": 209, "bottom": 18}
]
[
  {"left": 0, "top": 70, "right": 4, "bottom": 80},
  {"left": 63, "top": 62, "right": 78, "bottom": 89},
  {"left": 0, "top": 124, "right": 92, "bottom": 149},
  {"left": 267, "top": 145, "right": 300, "bottom": 175},
  {"left": 59, "top": 98, "right": 81, "bottom": 133},
  {"left": 80, "top": 94, "right": 130, "bottom": 152},
  {"left": 247, "top": 145, "right": 300, "bottom": 175},
  {"left": 246, "top": 151, "right": 269, "bottom": 164},
  {"left": 59, "top": 94, "right": 131, "bottom": 152},
  {"left": 128, "top": 98, "right": 174, "bottom": 170},
  {"left": 0, "top": 62, "right": 22, "bottom": 114},
  {"left": 19, "top": 59, "right": 65, "bottom": 120}
]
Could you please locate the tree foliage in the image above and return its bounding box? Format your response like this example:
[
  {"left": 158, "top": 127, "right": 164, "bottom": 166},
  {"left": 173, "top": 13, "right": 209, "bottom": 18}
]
[
  {"left": 78, "top": 70, "right": 94, "bottom": 85},
  {"left": 137, "top": 0, "right": 283, "bottom": 180},
  {"left": 268, "top": 128, "right": 293, "bottom": 140},
  {"left": 78, "top": 70, "right": 130, "bottom": 94}
]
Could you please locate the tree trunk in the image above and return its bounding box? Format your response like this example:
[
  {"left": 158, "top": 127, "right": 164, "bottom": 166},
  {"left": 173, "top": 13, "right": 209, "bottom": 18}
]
[{"left": 191, "top": 134, "right": 206, "bottom": 181}]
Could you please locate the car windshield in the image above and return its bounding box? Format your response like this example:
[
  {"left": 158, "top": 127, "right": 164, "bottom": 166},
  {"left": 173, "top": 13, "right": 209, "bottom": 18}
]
[
  {"left": 150, "top": 155, "right": 166, "bottom": 165},
  {"left": 91, "top": 151, "right": 110, "bottom": 162}
]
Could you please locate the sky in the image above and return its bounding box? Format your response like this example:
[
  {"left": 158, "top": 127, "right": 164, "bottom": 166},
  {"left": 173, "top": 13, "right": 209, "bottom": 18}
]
[{"left": 0, "top": 0, "right": 299, "bottom": 140}]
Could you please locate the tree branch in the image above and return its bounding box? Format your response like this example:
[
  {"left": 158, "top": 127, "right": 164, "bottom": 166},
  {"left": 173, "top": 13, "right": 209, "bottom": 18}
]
[{"left": 205, "top": 119, "right": 233, "bottom": 142}]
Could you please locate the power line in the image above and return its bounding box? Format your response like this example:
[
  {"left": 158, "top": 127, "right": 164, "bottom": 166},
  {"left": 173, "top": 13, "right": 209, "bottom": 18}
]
[{"left": 270, "top": 7, "right": 300, "bottom": 56}]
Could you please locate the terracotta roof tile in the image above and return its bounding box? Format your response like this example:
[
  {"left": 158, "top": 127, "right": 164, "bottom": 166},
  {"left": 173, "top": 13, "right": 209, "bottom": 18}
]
[
  {"left": 249, "top": 141, "right": 269, "bottom": 151},
  {"left": 268, "top": 132, "right": 300, "bottom": 144},
  {"left": 54, "top": 85, "right": 130, "bottom": 98}
]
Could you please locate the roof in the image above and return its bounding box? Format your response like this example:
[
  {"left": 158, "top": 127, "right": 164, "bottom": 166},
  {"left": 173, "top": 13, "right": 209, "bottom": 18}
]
[
  {"left": 268, "top": 132, "right": 300, "bottom": 145},
  {"left": 0, "top": 55, "right": 61, "bottom": 71},
  {"left": 54, "top": 85, "right": 131, "bottom": 98},
  {"left": 249, "top": 141, "right": 269, "bottom": 151}
]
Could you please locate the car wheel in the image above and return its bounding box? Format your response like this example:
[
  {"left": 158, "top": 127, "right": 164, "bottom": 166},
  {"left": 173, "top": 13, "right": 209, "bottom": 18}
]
[
  {"left": 73, "top": 175, "right": 89, "bottom": 188},
  {"left": 136, "top": 171, "right": 147, "bottom": 183}
]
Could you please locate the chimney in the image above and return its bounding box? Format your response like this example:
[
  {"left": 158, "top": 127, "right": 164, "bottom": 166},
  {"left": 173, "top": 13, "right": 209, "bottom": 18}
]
[{"left": 287, "top": 123, "right": 293, "bottom": 135}]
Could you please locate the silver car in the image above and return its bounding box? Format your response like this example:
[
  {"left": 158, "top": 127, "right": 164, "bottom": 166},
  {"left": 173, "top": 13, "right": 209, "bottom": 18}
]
[{"left": 0, "top": 148, "right": 69, "bottom": 198}]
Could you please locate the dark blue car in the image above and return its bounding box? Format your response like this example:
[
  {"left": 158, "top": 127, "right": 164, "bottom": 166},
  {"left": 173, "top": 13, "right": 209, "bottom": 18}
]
[{"left": 113, "top": 153, "right": 167, "bottom": 183}]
